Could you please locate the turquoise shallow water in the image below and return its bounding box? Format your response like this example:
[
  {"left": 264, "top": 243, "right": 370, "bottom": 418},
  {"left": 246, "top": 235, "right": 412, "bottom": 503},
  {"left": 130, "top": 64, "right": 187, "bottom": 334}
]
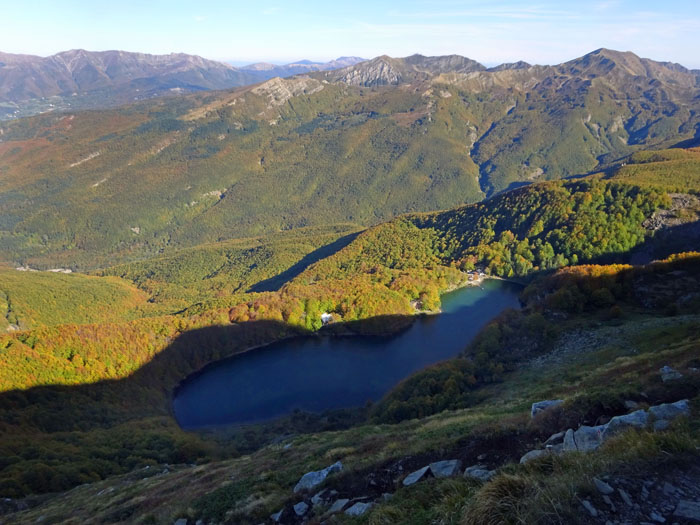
[{"left": 173, "top": 279, "right": 522, "bottom": 428}]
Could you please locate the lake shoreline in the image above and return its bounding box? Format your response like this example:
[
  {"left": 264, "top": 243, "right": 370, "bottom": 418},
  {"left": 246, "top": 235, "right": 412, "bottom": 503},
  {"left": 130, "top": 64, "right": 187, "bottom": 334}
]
[{"left": 172, "top": 280, "right": 524, "bottom": 428}]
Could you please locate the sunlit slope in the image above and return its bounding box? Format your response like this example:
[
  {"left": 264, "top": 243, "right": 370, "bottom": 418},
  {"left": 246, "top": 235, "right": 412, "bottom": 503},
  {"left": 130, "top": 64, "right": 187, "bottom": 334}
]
[
  {"left": 1, "top": 50, "right": 699, "bottom": 268},
  {"left": 601, "top": 147, "right": 700, "bottom": 193},
  {"left": 0, "top": 266, "right": 151, "bottom": 330}
]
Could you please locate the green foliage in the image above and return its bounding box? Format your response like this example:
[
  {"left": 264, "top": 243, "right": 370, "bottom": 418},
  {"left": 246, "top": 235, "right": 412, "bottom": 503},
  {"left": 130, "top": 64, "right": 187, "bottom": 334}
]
[
  {"left": 1, "top": 65, "right": 697, "bottom": 269},
  {"left": 0, "top": 267, "right": 154, "bottom": 330},
  {"left": 603, "top": 147, "right": 700, "bottom": 193}
]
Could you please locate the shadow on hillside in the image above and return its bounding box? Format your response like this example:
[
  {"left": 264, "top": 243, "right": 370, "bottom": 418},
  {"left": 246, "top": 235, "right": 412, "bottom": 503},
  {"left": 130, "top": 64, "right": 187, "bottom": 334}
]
[
  {"left": 247, "top": 231, "right": 361, "bottom": 293},
  {"left": 629, "top": 220, "right": 700, "bottom": 265},
  {"left": 0, "top": 312, "right": 425, "bottom": 436},
  {"left": 0, "top": 313, "right": 430, "bottom": 497},
  {"left": 671, "top": 125, "right": 700, "bottom": 149}
]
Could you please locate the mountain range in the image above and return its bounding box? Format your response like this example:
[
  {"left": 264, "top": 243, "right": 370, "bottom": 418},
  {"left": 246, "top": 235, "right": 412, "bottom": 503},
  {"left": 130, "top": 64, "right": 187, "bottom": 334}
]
[
  {"left": 1, "top": 48, "right": 698, "bottom": 269},
  {"left": 0, "top": 50, "right": 365, "bottom": 119}
]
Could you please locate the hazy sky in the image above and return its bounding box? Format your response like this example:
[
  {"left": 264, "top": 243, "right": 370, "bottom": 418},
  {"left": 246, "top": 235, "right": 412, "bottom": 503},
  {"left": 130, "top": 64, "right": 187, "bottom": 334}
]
[{"left": 2, "top": 0, "right": 700, "bottom": 67}]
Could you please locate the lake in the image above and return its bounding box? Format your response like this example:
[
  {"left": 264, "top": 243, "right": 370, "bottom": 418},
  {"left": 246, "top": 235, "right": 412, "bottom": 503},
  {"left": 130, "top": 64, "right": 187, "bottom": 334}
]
[{"left": 173, "top": 279, "right": 522, "bottom": 428}]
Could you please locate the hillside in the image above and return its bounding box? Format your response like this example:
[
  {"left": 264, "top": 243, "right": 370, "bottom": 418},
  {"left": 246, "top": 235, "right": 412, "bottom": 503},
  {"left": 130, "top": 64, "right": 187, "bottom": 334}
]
[
  {"left": 0, "top": 266, "right": 157, "bottom": 330},
  {"left": 1, "top": 49, "right": 699, "bottom": 270},
  {"left": 1, "top": 254, "right": 698, "bottom": 523}
]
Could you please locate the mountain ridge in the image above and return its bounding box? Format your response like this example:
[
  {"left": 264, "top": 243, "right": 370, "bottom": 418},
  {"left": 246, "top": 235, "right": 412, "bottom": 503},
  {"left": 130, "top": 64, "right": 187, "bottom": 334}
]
[{"left": 1, "top": 48, "right": 699, "bottom": 269}]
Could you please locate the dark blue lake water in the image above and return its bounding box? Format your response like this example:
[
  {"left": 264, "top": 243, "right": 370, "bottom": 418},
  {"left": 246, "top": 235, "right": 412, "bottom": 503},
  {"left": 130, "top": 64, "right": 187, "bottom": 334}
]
[{"left": 173, "top": 279, "right": 521, "bottom": 428}]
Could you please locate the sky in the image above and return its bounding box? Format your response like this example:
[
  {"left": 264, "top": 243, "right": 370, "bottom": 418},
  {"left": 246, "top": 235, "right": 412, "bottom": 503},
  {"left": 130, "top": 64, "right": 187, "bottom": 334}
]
[{"left": 2, "top": 0, "right": 700, "bottom": 68}]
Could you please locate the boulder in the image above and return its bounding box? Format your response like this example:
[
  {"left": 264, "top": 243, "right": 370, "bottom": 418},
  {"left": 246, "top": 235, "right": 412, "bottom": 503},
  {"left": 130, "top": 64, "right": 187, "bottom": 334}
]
[
  {"left": 429, "top": 460, "right": 462, "bottom": 478},
  {"left": 660, "top": 365, "right": 683, "bottom": 382},
  {"left": 618, "top": 488, "right": 634, "bottom": 507},
  {"left": 519, "top": 449, "right": 550, "bottom": 464},
  {"left": 593, "top": 477, "right": 614, "bottom": 495},
  {"left": 328, "top": 499, "right": 350, "bottom": 514},
  {"left": 345, "top": 502, "right": 374, "bottom": 516},
  {"left": 544, "top": 431, "right": 565, "bottom": 447},
  {"left": 648, "top": 399, "right": 690, "bottom": 421},
  {"left": 293, "top": 501, "right": 309, "bottom": 517},
  {"left": 573, "top": 425, "right": 606, "bottom": 452},
  {"left": 602, "top": 409, "right": 648, "bottom": 439},
  {"left": 563, "top": 428, "right": 577, "bottom": 452},
  {"left": 531, "top": 399, "right": 563, "bottom": 418},
  {"left": 674, "top": 500, "right": 700, "bottom": 521},
  {"left": 293, "top": 461, "right": 343, "bottom": 493},
  {"left": 311, "top": 489, "right": 329, "bottom": 506},
  {"left": 653, "top": 419, "right": 670, "bottom": 431},
  {"left": 581, "top": 499, "right": 598, "bottom": 517},
  {"left": 402, "top": 465, "right": 431, "bottom": 486},
  {"left": 464, "top": 464, "right": 496, "bottom": 481},
  {"left": 173, "top": 520, "right": 188, "bottom": 525}
]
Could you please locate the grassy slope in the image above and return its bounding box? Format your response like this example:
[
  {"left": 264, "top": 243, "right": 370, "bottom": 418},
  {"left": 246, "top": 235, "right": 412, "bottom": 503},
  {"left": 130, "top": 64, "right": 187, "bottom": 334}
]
[
  {"left": 602, "top": 147, "right": 700, "bottom": 193},
  {"left": 0, "top": 266, "right": 156, "bottom": 330},
  {"left": 0, "top": 150, "right": 697, "bottom": 514},
  {"left": 4, "top": 300, "right": 697, "bottom": 524}
]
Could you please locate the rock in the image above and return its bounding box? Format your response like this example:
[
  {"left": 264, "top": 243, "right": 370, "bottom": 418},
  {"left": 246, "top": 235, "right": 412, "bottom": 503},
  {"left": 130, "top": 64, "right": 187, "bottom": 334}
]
[
  {"left": 603, "top": 409, "right": 648, "bottom": 439},
  {"left": 381, "top": 493, "right": 393, "bottom": 502},
  {"left": 464, "top": 465, "right": 496, "bottom": 481},
  {"left": 429, "top": 459, "right": 462, "bottom": 478},
  {"left": 649, "top": 511, "right": 666, "bottom": 523},
  {"left": 603, "top": 494, "right": 616, "bottom": 512},
  {"left": 660, "top": 365, "right": 683, "bottom": 382},
  {"left": 293, "top": 501, "right": 309, "bottom": 517},
  {"left": 293, "top": 461, "right": 343, "bottom": 493},
  {"left": 270, "top": 510, "right": 283, "bottom": 522},
  {"left": 594, "top": 477, "right": 614, "bottom": 495},
  {"left": 544, "top": 431, "right": 565, "bottom": 446},
  {"left": 662, "top": 482, "right": 677, "bottom": 496},
  {"left": 345, "top": 502, "right": 374, "bottom": 516},
  {"left": 563, "top": 429, "right": 577, "bottom": 452},
  {"left": 173, "top": 520, "right": 188, "bottom": 525},
  {"left": 531, "top": 399, "right": 563, "bottom": 418},
  {"left": 582, "top": 499, "right": 598, "bottom": 517},
  {"left": 574, "top": 425, "right": 606, "bottom": 452},
  {"left": 519, "top": 449, "right": 550, "bottom": 464},
  {"left": 311, "top": 489, "right": 329, "bottom": 506},
  {"left": 328, "top": 499, "right": 350, "bottom": 514},
  {"left": 674, "top": 500, "right": 700, "bottom": 521},
  {"left": 648, "top": 399, "right": 690, "bottom": 421},
  {"left": 654, "top": 419, "right": 670, "bottom": 431},
  {"left": 618, "top": 488, "right": 634, "bottom": 506},
  {"left": 624, "top": 400, "right": 639, "bottom": 410},
  {"left": 403, "top": 465, "right": 431, "bottom": 486}
]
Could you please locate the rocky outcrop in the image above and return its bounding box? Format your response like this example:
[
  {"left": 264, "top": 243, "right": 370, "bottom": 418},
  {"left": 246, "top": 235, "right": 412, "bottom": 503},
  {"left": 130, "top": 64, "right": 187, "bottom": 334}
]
[
  {"left": 402, "top": 465, "right": 432, "bottom": 486},
  {"left": 660, "top": 365, "right": 684, "bottom": 382},
  {"left": 464, "top": 465, "right": 497, "bottom": 480},
  {"left": 429, "top": 460, "right": 462, "bottom": 478},
  {"left": 521, "top": 399, "right": 691, "bottom": 463},
  {"left": 293, "top": 461, "right": 342, "bottom": 493},
  {"left": 603, "top": 409, "right": 649, "bottom": 439},
  {"left": 520, "top": 449, "right": 551, "bottom": 464},
  {"left": 531, "top": 399, "right": 563, "bottom": 418},
  {"left": 674, "top": 500, "right": 700, "bottom": 521},
  {"left": 345, "top": 501, "right": 373, "bottom": 516}
]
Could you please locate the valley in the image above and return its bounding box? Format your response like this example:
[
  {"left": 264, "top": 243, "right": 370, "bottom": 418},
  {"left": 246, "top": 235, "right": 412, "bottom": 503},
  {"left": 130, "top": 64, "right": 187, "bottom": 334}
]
[{"left": 0, "top": 45, "right": 698, "bottom": 525}]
